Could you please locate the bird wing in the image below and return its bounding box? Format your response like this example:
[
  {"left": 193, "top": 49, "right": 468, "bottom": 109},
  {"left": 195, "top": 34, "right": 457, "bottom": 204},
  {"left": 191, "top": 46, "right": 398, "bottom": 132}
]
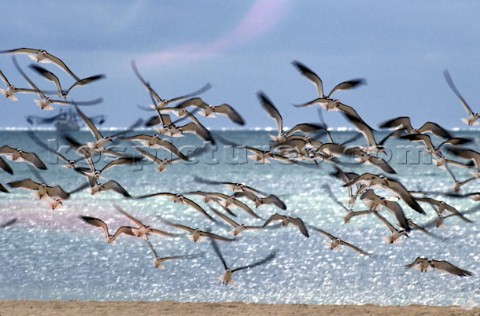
[
  {"left": 383, "top": 178, "right": 425, "bottom": 215},
  {"left": 7, "top": 179, "right": 41, "bottom": 190},
  {"left": 0, "top": 69, "right": 12, "bottom": 86},
  {"left": 66, "top": 74, "right": 106, "bottom": 94},
  {"left": 214, "top": 104, "right": 245, "bottom": 126},
  {"left": 289, "top": 217, "right": 309, "bottom": 237},
  {"left": 430, "top": 260, "right": 473, "bottom": 277},
  {"left": 209, "top": 206, "right": 240, "bottom": 228},
  {"left": 150, "top": 228, "right": 180, "bottom": 237},
  {"left": 292, "top": 60, "right": 324, "bottom": 97},
  {"left": 200, "top": 230, "right": 234, "bottom": 242},
  {"left": 112, "top": 226, "right": 137, "bottom": 241},
  {"left": 232, "top": 251, "right": 276, "bottom": 272},
  {"left": 80, "top": 216, "right": 109, "bottom": 239},
  {"left": 262, "top": 213, "right": 285, "bottom": 227},
  {"left": 113, "top": 204, "right": 144, "bottom": 227},
  {"left": 343, "top": 112, "right": 378, "bottom": 147},
  {"left": 405, "top": 257, "right": 428, "bottom": 271},
  {"left": 328, "top": 78, "right": 366, "bottom": 98},
  {"left": 310, "top": 226, "right": 335, "bottom": 240},
  {"left": 257, "top": 91, "right": 283, "bottom": 136},
  {"left": 75, "top": 105, "right": 103, "bottom": 140},
  {"left": 443, "top": 70, "right": 474, "bottom": 116},
  {"left": 134, "top": 147, "right": 161, "bottom": 164},
  {"left": 378, "top": 116, "right": 412, "bottom": 131},
  {"left": 383, "top": 200, "right": 410, "bottom": 231},
  {"left": 0, "top": 145, "right": 18, "bottom": 155},
  {"left": 372, "top": 211, "right": 397, "bottom": 233},
  {"left": 417, "top": 122, "right": 452, "bottom": 139},
  {"left": 44, "top": 51, "right": 80, "bottom": 80},
  {"left": 261, "top": 195, "right": 287, "bottom": 210},
  {"left": 29, "top": 64, "right": 63, "bottom": 95},
  {"left": 103, "top": 180, "right": 131, "bottom": 197},
  {"left": 20, "top": 151, "right": 47, "bottom": 170},
  {"left": 167, "top": 83, "right": 212, "bottom": 104},
  {"left": 46, "top": 185, "right": 70, "bottom": 199},
  {"left": 183, "top": 197, "right": 217, "bottom": 222},
  {"left": 339, "top": 239, "right": 371, "bottom": 256},
  {"left": 99, "top": 157, "right": 143, "bottom": 174},
  {"left": 0, "top": 157, "right": 13, "bottom": 175},
  {"left": 210, "top": 236, "right": 229, "bottom": 269}
]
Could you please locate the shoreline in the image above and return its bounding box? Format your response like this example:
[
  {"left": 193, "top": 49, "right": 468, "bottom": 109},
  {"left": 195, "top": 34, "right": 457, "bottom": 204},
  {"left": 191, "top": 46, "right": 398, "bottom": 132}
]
[{"left": 0, "top": 301, "right": 477, "bottom": 316}]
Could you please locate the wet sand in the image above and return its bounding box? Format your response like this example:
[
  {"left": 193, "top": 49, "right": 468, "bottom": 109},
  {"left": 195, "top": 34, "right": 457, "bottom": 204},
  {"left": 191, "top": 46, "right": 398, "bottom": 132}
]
[{"left": 0, "top": 301, "right": 478, "bottom": 316}]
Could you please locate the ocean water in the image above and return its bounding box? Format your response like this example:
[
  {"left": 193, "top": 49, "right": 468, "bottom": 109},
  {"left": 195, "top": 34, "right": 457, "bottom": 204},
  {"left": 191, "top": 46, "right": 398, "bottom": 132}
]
[{"left": 0, "top": 130, "right": 478, "bottom": 306}]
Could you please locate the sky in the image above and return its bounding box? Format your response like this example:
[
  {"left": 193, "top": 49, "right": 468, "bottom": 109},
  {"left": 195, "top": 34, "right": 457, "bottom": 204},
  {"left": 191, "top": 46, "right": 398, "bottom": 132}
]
[{"left": 1, "top": 0, "right": 479, "bottom": 130}]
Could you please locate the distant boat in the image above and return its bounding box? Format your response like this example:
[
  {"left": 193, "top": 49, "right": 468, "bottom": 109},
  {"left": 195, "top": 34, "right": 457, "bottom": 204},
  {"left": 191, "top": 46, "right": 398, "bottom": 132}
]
[{"left": 26, "top": 108, "right": 106, "bottom": 131}]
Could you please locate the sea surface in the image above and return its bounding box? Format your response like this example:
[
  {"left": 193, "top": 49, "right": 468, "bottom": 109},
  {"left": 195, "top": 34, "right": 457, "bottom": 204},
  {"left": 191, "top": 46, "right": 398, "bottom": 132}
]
[{"left": 0, "top": 130, "right": 478, "bottom": 306}]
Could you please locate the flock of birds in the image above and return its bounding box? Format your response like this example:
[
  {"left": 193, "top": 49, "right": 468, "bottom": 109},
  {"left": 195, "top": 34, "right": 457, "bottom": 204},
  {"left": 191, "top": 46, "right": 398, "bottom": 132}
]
[{"left": 0, "top": 47, "right": 477, "bottom": 288}]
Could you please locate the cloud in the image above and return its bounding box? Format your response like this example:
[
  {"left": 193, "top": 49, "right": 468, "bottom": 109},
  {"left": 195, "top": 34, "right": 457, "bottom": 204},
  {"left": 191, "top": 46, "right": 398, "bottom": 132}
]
[{"left": 138, "top": 0, "right": 291, "bottom": 67}]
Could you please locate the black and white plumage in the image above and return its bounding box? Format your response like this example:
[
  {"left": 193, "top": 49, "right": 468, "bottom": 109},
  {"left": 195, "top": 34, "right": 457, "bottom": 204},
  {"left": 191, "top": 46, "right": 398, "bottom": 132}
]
[
  {"left": 172, "top": 97, "right": 245, "bottom": 126},
  {"left": 379, "top": 116, "right": 452, "bottom": 139}
]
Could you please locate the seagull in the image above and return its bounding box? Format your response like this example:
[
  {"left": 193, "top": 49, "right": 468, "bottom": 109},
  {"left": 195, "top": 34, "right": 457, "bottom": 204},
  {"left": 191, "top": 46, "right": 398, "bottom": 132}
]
[
  {"left": 291, "top": 60, "right": 366, "bottom": 120},
  {"left": 131, "top": 60, "right": 211, "bottom": 111},
  {"left": 232, "top": 191, "right": 287, "bottom": 210},
  {"left": 187, "top": 191, "right": 262, "bottom": 218},
  {"left": 360, "top": 189, "right": 410, "bottom": 231},
  {"left": 161, "top": 218, "right": 234, "bottom": 243},
  {"left": 12, "top": 56, "right": 102, "bottom": 110},
  {"left": 0, "top": 69, "right": 36, "bottom": 101},
  {"left": 378, "top": 116, "right": 452, "bottom": 139},
  {"left": 415, "top": 197, "right": 473, "bottom": 225},
  {"left": 193, "top": 176, "right": 267, "bottom": 196},
  {"left": 169, "top": 97, "right": 246, "bottom": 126},
  {"left": 29, "top": 64, "right": 105, "bottom": 99},
  {"left": 209, "top": 206, "right": 263, "bottom": 236},
  {"left": 372, "top": 211, "right": 409, "bottom": 244},
  {"left": 257, "top": 91, "right": 324, "bottom": 144},
  {"left": 133, "top": 192, "right": 217, "bottom": 223},
  {"left": 343, "top": 146, "right": 396, "bottom": 174},
  {"left": 27, "top": 131, "right": 84, "bottom": 169},
  {"left": 1, "top": 48, "right": 81, "bottom": 80},
  {"left": 445, "top": 146, "right": 480, "bottom": 178},
  {"left": 7, "top": 178, "right": 70, "bottom": 201},
  {"left": 114, "top": 204, "right": 179, "bottom": 240},
  {"left": 121, "top": 134, "right": 188, "bottom": 160},
  {"left": 262, "top": 213, "right": 309, "bottom": 237},
  {"left": 405, "top": 257, "right": 472, "bottom": 277},
  {"left": 343, "top": 112, "right": 386, "bottom": 154},
  {"left": 90, "top": 180, "right": 131, "bottom": 197},
  {"left": 144, "top": 239, "right": 203, "bottom": 269},
  {"left": 151, "top": 112, "right": 214, "bottom": 143},
  {"left": 210, "top": 236, "right": 276, "bottom": 286},
  {"left": 0, "top": 145, "right": 47, "bottom": 170},
  {"left": 80, "top": 215, "right": 136, "bottom": 244},
  {"left": 133, "top": 147, "right": 186, "bottom": 173},
  {"left": 310, "top": 226, "right": 370, "bottom": 256},
  {"left": 343, "top": 173, "right": 426, "bottom": 215},
  {"left": 75, "top": 156, "right": 144, "bottom": 184},
  {"left": 444, "top": 69, "right": 480, "bottom": 126}
]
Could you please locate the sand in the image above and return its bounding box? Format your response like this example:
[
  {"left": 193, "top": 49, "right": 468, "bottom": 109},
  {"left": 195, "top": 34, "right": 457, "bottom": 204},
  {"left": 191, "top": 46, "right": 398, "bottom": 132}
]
[{"left": 0, "top": 301, "right": 478, "bottom": 316}]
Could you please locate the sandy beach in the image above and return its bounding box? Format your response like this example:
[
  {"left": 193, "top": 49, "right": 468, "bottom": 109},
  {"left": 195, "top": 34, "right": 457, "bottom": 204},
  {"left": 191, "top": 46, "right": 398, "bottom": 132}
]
[{"left": 0, "top": 301, "right": 478, "bottom": 316}]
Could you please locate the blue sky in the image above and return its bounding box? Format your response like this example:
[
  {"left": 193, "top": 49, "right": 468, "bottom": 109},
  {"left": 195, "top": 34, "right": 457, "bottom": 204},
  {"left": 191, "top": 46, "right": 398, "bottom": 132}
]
[{"left": 1, "top": 0, "right": 479, "bottom": 130}]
